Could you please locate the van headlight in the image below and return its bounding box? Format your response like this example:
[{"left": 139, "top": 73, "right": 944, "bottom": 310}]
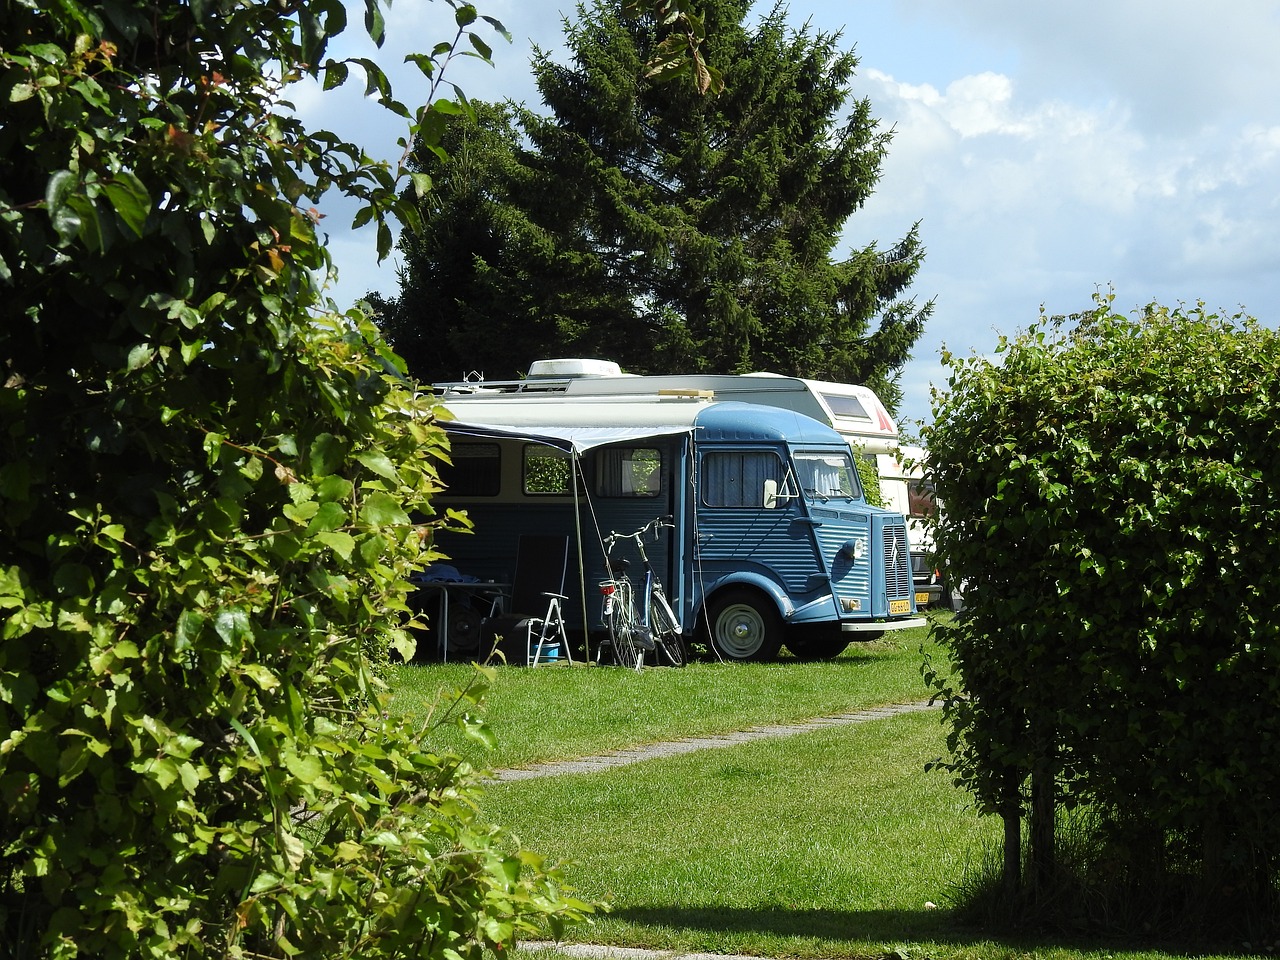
[{"left": 838, "top": 538, "right": 867, "bottom": 561}]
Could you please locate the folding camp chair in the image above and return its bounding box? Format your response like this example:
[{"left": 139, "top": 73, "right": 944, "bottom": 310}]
[{"left": 482, "top": 534, "right": 573, "bottom": 666}]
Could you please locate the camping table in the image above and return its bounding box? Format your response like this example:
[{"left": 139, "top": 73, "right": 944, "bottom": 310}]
[{"left": 412, "top": 580, "right": 509, "bottom": 662}]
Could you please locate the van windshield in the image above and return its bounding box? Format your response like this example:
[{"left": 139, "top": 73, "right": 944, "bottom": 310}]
[{"left": 795, "top": 451, "right": 861, "bottom": 502}]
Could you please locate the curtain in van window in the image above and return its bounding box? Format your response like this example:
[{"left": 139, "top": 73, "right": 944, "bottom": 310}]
[
  {"left": 597, "top": 448, "right": 626, "bottom": 496},
  {"left": 796, "top": 457, "right": 844, "bottom": 498},
  {"left": 702, "top": 451, "right": 782, "bottom": 507},
  {"left": 596, "top": 447, "right": 661, "bottom": 497}
]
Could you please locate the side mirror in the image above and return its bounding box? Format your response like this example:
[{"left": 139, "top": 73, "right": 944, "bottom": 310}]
[{"left": 763, "top": 479, "right": 779, "bottom": 509}]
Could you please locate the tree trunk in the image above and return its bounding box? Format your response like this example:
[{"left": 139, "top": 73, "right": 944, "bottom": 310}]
[
  {"left": 1000, "top": 769, "right": 1023, "bottom": 898},
  {"left": 1201, "top": 814, "right": 1224, "bottom": 894},
  {"left": 1030, "top": 762, "right": 1056, "bottom": 896},
  {"left": 1002, "top": 804, "right": 1022, "bottom": 897}
]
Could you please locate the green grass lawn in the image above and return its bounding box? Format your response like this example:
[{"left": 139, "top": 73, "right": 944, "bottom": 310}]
[
  {"left": 387, "top": 628, "right": 940, "bottom": 771},
  {"left": 387, "top": 619, "right": 1263, "bottom": 960},
  {"left": 481, "top": 709, "right": 996, "bottom": 956}
]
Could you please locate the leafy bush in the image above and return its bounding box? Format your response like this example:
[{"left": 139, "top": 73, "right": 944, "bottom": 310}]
[
  {"left": 855, "top": 451, "right": 884, "bottom": 507},
  {"left": 0, "top": 1, "right": 591, "bottom": 955},
  {"left": 923, "top": 293, "right": 1280, "bottom": 922}
]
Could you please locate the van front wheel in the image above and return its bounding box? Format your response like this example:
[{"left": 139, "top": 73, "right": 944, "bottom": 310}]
[{"left": 706, "top": 588, "right": 783, "bottom": 662}]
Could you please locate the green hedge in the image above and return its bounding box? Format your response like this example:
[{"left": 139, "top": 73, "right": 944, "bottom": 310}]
[
  {"left": 0, "top": 3, "right": 589, "bottom": 956},
  {"left": 924, "top": 295, "right": 1280, "bottom": 908}
]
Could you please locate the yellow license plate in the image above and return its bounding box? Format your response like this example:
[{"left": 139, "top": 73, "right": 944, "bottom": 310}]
[
  {"left": 915, "top": 592, "right": 931, "bottom": 606},
  {"left": 889, "top": 599, "right": 911, "bottom": 615}
]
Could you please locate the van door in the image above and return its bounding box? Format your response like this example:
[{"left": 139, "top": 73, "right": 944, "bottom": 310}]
[{"left": 693, "top": 446, "right": 823, "bottom": 600}]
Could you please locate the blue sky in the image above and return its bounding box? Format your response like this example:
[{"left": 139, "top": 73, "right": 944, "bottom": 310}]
[{"left": 298, "top": 0, "right": 1280, "bottom": 433}]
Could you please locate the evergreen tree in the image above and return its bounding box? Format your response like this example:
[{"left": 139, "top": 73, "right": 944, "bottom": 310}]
[
  {"left": 378, "top": 0, "right": 930, "bottom": 398},
  {"left": 371, "top": 102, "right": 632, "bottom": 383}
]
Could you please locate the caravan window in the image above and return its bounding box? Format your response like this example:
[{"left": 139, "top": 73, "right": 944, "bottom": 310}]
[
  {"left": 523, "top": 444, "right": 573, "bottom": 496},
  {"left": 439, "top": 442, "right": 501, "bottom": 497},
  {"left": 595, "top": 447, "right": 661, "bottom": 498},
  {"left": 908, "top": 479, "right": 937, "bottom": 519},
  {"left": 701, "top": 451, "right": 784, "bottom": 508},
  {"left": 819, "top": 393, "right": 869, "bottom": 420}
]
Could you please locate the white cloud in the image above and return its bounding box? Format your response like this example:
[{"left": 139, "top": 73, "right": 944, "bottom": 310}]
[
  {"left": 845, "top": 34, "right": 1280, "bottom": 422},
  {"left": 898, "top": 0, "right": 1280, "bottom": 135}
]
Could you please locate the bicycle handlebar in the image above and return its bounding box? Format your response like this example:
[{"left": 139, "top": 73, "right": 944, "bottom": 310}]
[{"left": 603, "top": 515, "right": 674, "bottom": 552}]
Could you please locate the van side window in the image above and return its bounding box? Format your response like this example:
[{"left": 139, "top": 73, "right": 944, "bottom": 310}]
[
  {"left": 596, "top": 447, "right": 661, "bottom": 497},
  {"left": 524, "top": 444, "right": 573, "bottom": 496},
  {"left": 438, "top": 442, "right": 501, "bottom": 497},
  {"left": 701, "top": 451, "right": 784, "bottom": 508}
]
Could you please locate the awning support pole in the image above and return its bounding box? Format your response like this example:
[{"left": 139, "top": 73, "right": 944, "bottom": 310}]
[{"left": 573, "top": 452, "right": 591, "bottom": 662}]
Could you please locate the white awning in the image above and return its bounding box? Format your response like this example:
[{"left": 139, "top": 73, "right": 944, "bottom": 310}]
[{"left": 443, "top": 420, "right": 694, "bottom": 453}]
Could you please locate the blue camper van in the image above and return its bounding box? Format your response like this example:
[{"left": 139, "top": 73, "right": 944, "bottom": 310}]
[{"left": 428, "top": 393, "right": 923, "bottom": 662}]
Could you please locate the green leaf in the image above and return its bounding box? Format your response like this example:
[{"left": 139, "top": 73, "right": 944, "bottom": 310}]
[
  {"left": 316, "top": 476, "right": 354, "bottom": 502},
  {"left": 214, "top": 608, "right": 252, "bottom": 646},
  {"left": 306, "top": 501, "right": 347, "bottom": 533},
  {"left": 240, "top": 663, "right": 280, "bottom": 691},
  {"left": 178, "top": 760, "right": 202, "bottom": 793},
  {"left": 65, "top": 194, "right": 105, "bottom": 252},
  {"left": 430, "top": 98, "right": 466, "bottom": 116},
  {"left": 409, "top": 171, "right": 433, "bottom": 199},
  {"left": 284, "top": 752, "right": 323, "bottom": 784},
  {"left": 174, "top": 610, "right": 205, "bottom": 652},
  {"left": 309, "top": 433, "right": 345, "bottom": 476},
  {"left": 45, "top": 170, "right": 81, "bottom": 244},
  {"left": 279, "top": 829, "right": 307, "bottom": 872},
  {"left": 127, "top": 343, "right": 155, "bottom": 371},
  {"left": 102, "top": 170, "right": 151, "bottom": 237},
  {"left": 323, "top": 59, "right": 349, "bottom": 90},
  {"left": 364, "top": 0, "right": 386, "bottom": 46},
  {"left": 284, "top": 500, "right": 320, "bottom": 524},
  {"left": 355, "top": 452, "right": 397, "bottom": 480},
  {"left": 468, "top": 33, "right": 493, "bottom": 62},
  {"left": 317, "top": 531, "right": 355, "bottom": 560},
  {"left": 480, "top": 15, "right": 512, "bottom": 42},
  {"left": 143, "top": 756, "right": 180, "bottom": 790},
  {"left": 360, "top": 491, "right": 408, "bottom": 526}
]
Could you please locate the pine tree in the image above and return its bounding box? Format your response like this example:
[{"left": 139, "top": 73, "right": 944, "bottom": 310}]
[
  {"left": 379, "top": 0, "right": 930, "bottom": 398},
  {"left": 368, "top": 102, "right": 635, "bottom": 382}
]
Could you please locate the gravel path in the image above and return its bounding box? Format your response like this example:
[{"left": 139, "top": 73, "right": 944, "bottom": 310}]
[
  {"left": 491, "top": 699, "right": 938, "bottom": 782},
  {"left": 522, "top": 943, "right": 775, "bottom": 960}
]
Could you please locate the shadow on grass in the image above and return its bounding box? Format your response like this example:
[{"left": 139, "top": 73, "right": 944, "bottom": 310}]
[
  {"left": 608, "top": 904, "right": 1260, "bottom": 958},
  {"left": 694, "top": 640, "right": 933, "bottom": 671}
]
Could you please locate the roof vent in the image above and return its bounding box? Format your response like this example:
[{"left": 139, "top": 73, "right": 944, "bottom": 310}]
[{"left": 526, "top": 358, "right": 623, "bottom": 379}]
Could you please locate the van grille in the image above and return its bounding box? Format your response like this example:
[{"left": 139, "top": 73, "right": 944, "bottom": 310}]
[{"left": 883, "top": 523, "right": 912, "bottom": 598}]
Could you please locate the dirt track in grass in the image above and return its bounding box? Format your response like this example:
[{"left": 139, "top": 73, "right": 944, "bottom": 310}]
[{"left": 489, "top": 700, "right": 939, "bottom": 782}]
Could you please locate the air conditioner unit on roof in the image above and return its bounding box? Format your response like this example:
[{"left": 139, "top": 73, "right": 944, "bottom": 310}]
[{"left": 526, "top": 358, "right": 624, "bottom": 379}]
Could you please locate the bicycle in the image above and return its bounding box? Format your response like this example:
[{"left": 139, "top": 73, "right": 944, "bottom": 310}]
[{"left": 598, "top": 516, "right": 687, "bottom": 668}]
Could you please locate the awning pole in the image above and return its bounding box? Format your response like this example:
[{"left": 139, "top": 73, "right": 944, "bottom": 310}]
[{"left": 573, "top": 452, "right": 591, "bottom": 662}]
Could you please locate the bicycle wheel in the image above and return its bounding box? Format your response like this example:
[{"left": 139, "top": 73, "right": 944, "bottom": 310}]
[
  {"left": 608, "top": 579, "right": 644, "bottom": 669},
  {"left": 649, "top": 587, "right": 687, "bottom": 667}
]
